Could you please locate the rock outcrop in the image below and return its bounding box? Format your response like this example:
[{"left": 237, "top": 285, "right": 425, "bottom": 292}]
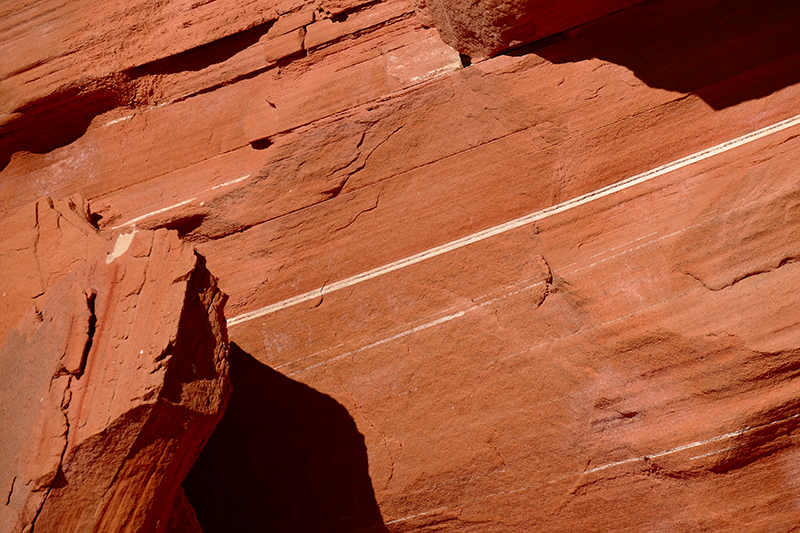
[
  {"left": 413, "top": 0, "right": 643, "bottom": 59},
  {"left": 0, "top": 228, "right": 229, "bottom": 533},
  {"left": 3, "top": 0, "right": 800, "bottom": 531}
]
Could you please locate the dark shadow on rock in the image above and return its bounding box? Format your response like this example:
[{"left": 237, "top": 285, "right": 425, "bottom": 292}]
[
  {"left": 708, "top": 398, "right": 800, "bottom": 474},
  {"left": 182, "top": 343, "right": 388, "bottom": 533},
  {"left": 0, "top": 86, "right": 123, "bottom": 171},
  {"left": 522, "top": 0, "right": 800, "bottom": 110},
  {"left": 0, "top": 21, "right": 277, "bottom": 173},
  {"left": 126, "top": 19, "right": 275, "bottom": 77}
]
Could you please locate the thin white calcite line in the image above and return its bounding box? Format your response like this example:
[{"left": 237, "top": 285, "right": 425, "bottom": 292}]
[
  {"left": 385, "top": 507, "right": 449, "bottom": 525},
  {"left": 211, "top": 174, "right": 251, "bottom": 190},
  {"left": 281, "top": 278, "right": 546, "bottom": 375},
  {"left": 566, "top": 411, "right": 800, "bottom": 478},
  {"left": 111, "top": 174, "right": 252, "bottom": 230},
  {"left": 409, "top": 63, "right": 462, "bottom": 85},
  {"left": 688, "top": 443, "right": 744, "bottom": 461},
  {"left": 289, "top": 311, "right": 467, "bottom": 375},
  {"left": 228, "top": 112, "right": 800, "bottom": 326},
  {"left": 280, "top": 193, "right": 770, "bottom": 374},
  {"left": 112, "top": 198, "right": 196, "bottom": 229},
  {"left": 102, "top": 114, "right": 135, "bottom": 127},
  {"left": 382, "top": 410, "right": 800, "bottom": 524}
]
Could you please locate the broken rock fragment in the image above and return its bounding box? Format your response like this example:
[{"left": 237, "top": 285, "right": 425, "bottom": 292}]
[
  {"left": 415, "top": 0, "right": 643, "bottom": 58},
  {"left": 0, "top": 228, "right": 230, "bottom": 533}
]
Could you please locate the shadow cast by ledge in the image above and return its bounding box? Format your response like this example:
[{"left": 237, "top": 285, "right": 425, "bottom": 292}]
[
  {"left": 125, "top": 19, "right": 275, "bottom": 77},
  {"left": 520, "top": 0, "right": 800, "bottom": 110},
  {"left": 0, "top": 20, "right": 277, "bottom": 173},
  {"left": 182, "top": 344, "right": 388, "bottom": 533},
  {"left": 0, "top": 86, "right": 123, "bottom": 172}
]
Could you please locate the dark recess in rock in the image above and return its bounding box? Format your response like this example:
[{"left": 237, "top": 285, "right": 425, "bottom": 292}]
[
  {"left": 182, "top": 344, "right": 388, "bottom": 533},
  {"left": 0, "top": 19, "right": 278, "bottom": 172},
  {"left": 534, "top": 0, "right": 800, "bottom": 109},
  {"left": 0, "top": 86, "right": 123, "bottom": 171},
  {"left": 125, "top": 19, "right": 276, "bottom": 77}
]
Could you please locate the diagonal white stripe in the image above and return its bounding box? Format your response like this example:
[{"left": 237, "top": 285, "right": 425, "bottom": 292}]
[
  {"left": 228, "top": 112, "right": 800, "bottom": 326},
  {"left": 112, "top": 198, "right": 196, "bottom": 229}
]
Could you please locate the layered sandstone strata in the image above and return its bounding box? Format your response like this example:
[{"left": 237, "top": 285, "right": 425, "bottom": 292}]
[{"left": 3, "top": 0, "right": 800, "bottom": 531}]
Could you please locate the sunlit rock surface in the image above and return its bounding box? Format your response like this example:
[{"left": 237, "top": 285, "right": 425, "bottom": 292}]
[{"left": 3, "top": 0, "right": 800, "bottom": 530}]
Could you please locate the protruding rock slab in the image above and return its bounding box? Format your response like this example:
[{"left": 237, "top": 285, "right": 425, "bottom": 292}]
[
  {"left": 415, "top": 0, "right": 643, "bottom": 58},
  {"left": 0, "top": 228, "right": 230, "bottom": 533}
]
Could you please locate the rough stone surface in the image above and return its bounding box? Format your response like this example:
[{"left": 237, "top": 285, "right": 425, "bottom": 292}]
[
  {"left": 3, "top": 0, "right": 800, "bottom": 531},
  {"left": 413, "top": 0, "right": 643, "bottom": 59},
  {"left": 0, "top": 196, "right": 108, "bottom": 348},
  {"left": 0, "top": 228, "right": 230, "bottom": 533}
]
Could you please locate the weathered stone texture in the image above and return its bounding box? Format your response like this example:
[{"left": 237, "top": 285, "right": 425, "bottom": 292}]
[
  {"left": 413, "top": 0, "right": 643, "bottom": 58},
  {"left": 0, "top": 196, "right": 107, "bottom": 348},
  {"left": 0, "top": 228, "right": 229, "bottom": 533},
  {"left": 3, "top": 0, "right": 800, "bottom": 530}
]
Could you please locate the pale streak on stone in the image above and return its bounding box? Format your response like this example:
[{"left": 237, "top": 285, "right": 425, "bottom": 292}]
[
  {"left": 581, "top": 410, "right": 800, "bottom": 476},
  {"left": 111, "top": 174, "right": 249, "bottom": 230},
  {"left": 211, "top": 174, "right": 251, "bottom": 190},
  {"left": 560, "top": 230, "right": 659, "bottom": 272},
  {"left": 385, "top": 33, "right": 462, "bottom": 89},
  {"left": 261, "top": 193, "right": 778, "bottom": 372},
  {"left": 228, "top": 112, "right": 800, "bottom": 327},
  {"left": 285, "top": 279, "right": 546, "bottom": 374},
  {"left": 389, "top": 411, "right": 800, "bottom": 522},
  {"left": 688, "top": 443, "right": 744, "bottom": 461},
  {"left": 408, "top": 63, "right": 461, "bottom": 85},
  {"left": 291, "top": 311, "right": 467, "bottom": 374},
  {"left": 278, "top": 274, "right": 546, "bottom": 371},
  {"left": 385, "top": 507, "right": 449, "bottom": 525},
  {"left": 102, "top": 114, "right": 135, "bottom": 127},
  {"left": 105, "top": 230, "right": 137, "bottom": 264},
  {"left": 566, "top": 216, "right": 714, "bottom": 276},
  {"left": 112, "top": 198, "right": 196, "bottom": 229}
]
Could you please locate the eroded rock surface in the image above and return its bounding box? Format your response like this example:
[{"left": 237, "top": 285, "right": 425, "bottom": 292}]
[
  {"left": 414, "top": 0, "right": 643, "bottom": 59},
  {"left": 0, "top": 228, "right": 229, "bottom": 533},
  {"left": 0, "top": 196, "right": 107, "bottom": 347},
  {"left": 3, "top": 0, "right": 800, "bottom": 531}
]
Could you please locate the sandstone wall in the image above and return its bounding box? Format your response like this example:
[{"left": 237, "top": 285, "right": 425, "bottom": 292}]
[{"left": 3, "top": 0, "right": 800, "bottom": 531}]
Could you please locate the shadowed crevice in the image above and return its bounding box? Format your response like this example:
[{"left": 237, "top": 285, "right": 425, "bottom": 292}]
[
  {"left": 0, "top": 20, "right": 278, "bottom": 172},
  {"left": 526, "top": 0, "right": 800, "bottom": 110},
  {"left": 182, "top": 344, "right": 388, "bottom": 533},
  {"left": 0, "top": 85, "right": 125, "bottom": 171},
  {"left": 126, "top": 19, "right": 276, "bottom": 77}
]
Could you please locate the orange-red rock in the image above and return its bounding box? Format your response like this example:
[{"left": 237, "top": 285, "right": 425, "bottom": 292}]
[
  {"left": 0, "top": 196, "right": 108, "bottom": 348},
  {"left": 3, "top": 0, "right": 800, "bottom": 530},
  {"left": 0, "top": 228, "right": 229, "bottom": 533},
  {"left": 164, "top": 487, "right": 205, "bottom": 533}
]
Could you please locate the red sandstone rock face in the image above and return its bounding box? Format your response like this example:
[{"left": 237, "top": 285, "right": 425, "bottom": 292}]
[
  {"left": 4, "top": 0, "right": 800, "bottom": 530},
  {"left": 165, "top": 487, "right": 205, "bottom": 533},
  {"left": 0, "top": 228, "right": 229, "bottom": 533},
  {"left": 0, "top": 196, "right": 108, "bottom": 348}
]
